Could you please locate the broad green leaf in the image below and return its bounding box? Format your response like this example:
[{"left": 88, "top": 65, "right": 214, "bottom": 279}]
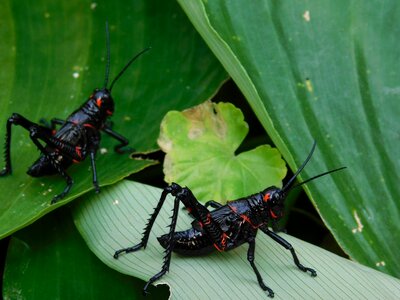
[
  {"left": 178, "top": 1, "right": 400, "bottom": 277},
  {"left": 158, "top": 101, "right": 286, "bottom": 202},
  {"left": 0, "top": 0, "right": 226, "bottom": 238},
  {"left": 73, "top": 181, "right": 400, "bottom": 299},
  {"left": 3, "top": 207, "right": 169, "bottom": 299}
]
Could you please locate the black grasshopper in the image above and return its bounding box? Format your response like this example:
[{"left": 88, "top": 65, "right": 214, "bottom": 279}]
[
  {"left": 114, "top": 142, "right": 345, "bottom": 297},
  {"left": 0, "top": 22, "right": 150, "bottom": 203}
]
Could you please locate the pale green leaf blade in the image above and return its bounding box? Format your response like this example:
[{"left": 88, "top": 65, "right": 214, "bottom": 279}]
[
  {"left": 158, "top": 101, "right": 286, "bottom": 202},
  {"left": 73, "top": 181, "right": 400, "bottom": 299}
]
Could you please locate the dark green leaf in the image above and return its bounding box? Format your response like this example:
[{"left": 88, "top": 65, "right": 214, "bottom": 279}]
[
  {"left": 0, "top": 0, "right": 226, "bottom": 238},
  {"left": 178, "top": 0, "right": 400, "bottom": 277},
  {"left": 3, "top": 207, "right": 169, "bottom": 299}
]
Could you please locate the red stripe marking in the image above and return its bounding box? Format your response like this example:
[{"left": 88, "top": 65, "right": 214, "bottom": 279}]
[
  {"left": 270, "top": 210, "right": 278, "bottom": 219},
  {"left": 204, "top": 213, "right": 211, "bottom": 225},
  {"left": 83, "top": 123, "right": 95, "bottom": 129},
  {"left": 213, "top": 233, "right": 229, "bottom": 252},
  {"left": 213, "top": 243, "right": 224, "bottom": 252},
  {"left": 221, "top": 233, "right": 228, "bottom": 247},
  {"left": 228, "top": 204, "right": 238, "bottom": 213},
  {"left": 96, "top": 97, "right": 102, "bottom": 107},
  {"left": 75, "top": 146, "right": 82, "bottom": 158},
  {"left": 240, "top": 214, "right": 263, "bottom": 229},
  {"left": 263, "top": 193, "right": 270, "bottom": 202}
]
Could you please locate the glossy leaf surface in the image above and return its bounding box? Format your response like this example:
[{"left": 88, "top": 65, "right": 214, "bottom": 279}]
[
  {"left": 0, "top": 0, "right": 226, "bottom": 238},
  {"left": 178, "top": 0, "right": 400, "bottom": 276}
]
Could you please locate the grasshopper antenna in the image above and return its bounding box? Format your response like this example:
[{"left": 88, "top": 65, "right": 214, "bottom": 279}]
[
  {"left": 281, "top": 141, "right": 346, "bottom": 193},
  {"left": 102, "top": 21, "right": 151, "bottom": 91},
  {"left": 104, "top": 21, "right": 111, "bottom": 89},
  {"left": 109, "top": 47, "right": 151, "bottom": 92},
  {"left": 291, "top": 166, "right": 346, "bottom": 190},
  {"left": 282, "top": 140, "right": 317, "bottom": 193}
]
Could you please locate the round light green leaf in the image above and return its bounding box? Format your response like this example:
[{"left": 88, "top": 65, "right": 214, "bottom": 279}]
[
  {"left": 72, "top": 181, "right": 400, "bottom": 299},
  {"left": 3, "top": 207, "right": 168, "bottom": 299},
  {"left": 158, "top": 101, "right": 286, "bottom": 202},
  {"left": 0, "top": 0, "right": 226, "bottom": 238},
  {"left": 178, "top": 1, "right": 400, "bottom": 277}
]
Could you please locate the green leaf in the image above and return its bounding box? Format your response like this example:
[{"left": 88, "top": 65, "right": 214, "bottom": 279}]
[
  {"left": 177, "top": 1, "right": 400, "bottom": 277},
  {"left": 158, "top": 101, "right": 286, "bottom": 202},
  {"left": 3, "top": 207, "right": 169, "bottom": 299},
  {"left": 0, "top": 0, "right": 226, "bottom": 238},
  {"left": 72, "top": 181, "right": 400, "bottom": 299}
]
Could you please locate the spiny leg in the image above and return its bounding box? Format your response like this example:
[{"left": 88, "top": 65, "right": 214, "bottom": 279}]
[
  {"left": 113, "top": 184, "right": 180, "bottom": 258},
  {"left": 29, "top": 126, "right": 73, "bottom": 203},
  {"left": 0, "top": 117, "right": 13, "bottom": 175},
  {"left": 10, "top": 117, "right": 85, "bottom": 163},
  {"left": 261, "top": 226, "right": 316, "bottom": 276},
  {"left": 86, "top": 131, "right": 101, "bottom": 193},
  {"left": 38, "top": 134, "right": 85, "bottom": 162},
  {"left": 114, "top": 183, "right": 226, "bottom": 292},
  {"left": 247, "top": 236, "right": 274, "bottom": 298},
  {"left": 102, "top": 125, "right": 132, "bottom": 153},
  {"left": 89, "top": 150, "right": 100, "bottom": 193},
  {"left": 38, "top": 125, "right": 103, "bottom": 196},
  {"left": 0, "top": 113, "right": 75, "bottom": 201},
  {"left": 50, "top": 166, "right": 73, "bottom": 203},
  {"left": 0, "top": 113, "right": 40, "bottom": 176},
  {"left": 179, "top": 190, "right": 230, "bottom": 249},
  {"left": 142, "top": 192, "right": 181, "bottom": 294},
  {"left": 175, "top": 186, "right": 230, "bottom": 251}
]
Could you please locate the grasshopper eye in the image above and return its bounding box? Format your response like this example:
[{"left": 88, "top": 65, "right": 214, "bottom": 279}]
[{"left": 263, "top": 189, "right": 282, "bottom": 205}]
